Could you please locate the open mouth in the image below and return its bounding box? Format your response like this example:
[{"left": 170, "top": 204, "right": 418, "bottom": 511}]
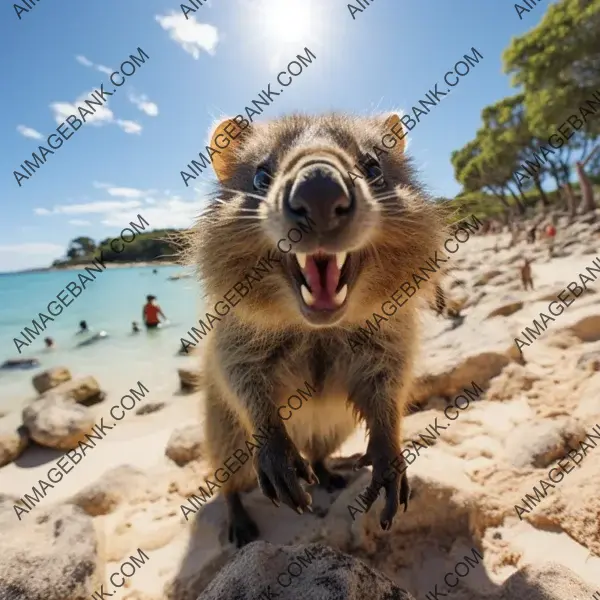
[{"left": 291, "top": 251, "right": 351, "bottom": 312}]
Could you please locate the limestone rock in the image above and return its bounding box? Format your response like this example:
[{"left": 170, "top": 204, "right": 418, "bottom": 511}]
[
  {"left": 178, "top": 368, "right": 203, "bottom": 392},
  {"left": 0, "top": 503, "right": 104, "bottom": 600},
  {"left": 32, "top": 366, "right": 71, "bottom": 394},
  {"left": 487, "top": 300, "right": 524, "bottom": 319},
  {"left": 502, "top": 419, "right": 587, "bottom": 469},
  {"left": 486, "top": 363, "right": 540, "bottom": 402},
  {"left": 473, "top": 269, "right": 503, "bottom": 287},
  {"left": 165, "top": 425, "right": 204, "bottom": 466},
  {"left": 22, "top": 396, "right": 96, "bottom": 450},
  {"left": 71, "top": 465, "right": 148, "bottom": 516},
  {"left": 45, "top": 375, "right": 104, "bottom": 406},
  {"left": 136, "top": 402, "right": 166, "bottom": 416},
  {"left": 0, "top": 425, "right": 29, "bottom": 467},
  {"left": 497, "top": 562, "right": 598, "bottom": 600},
  {"left": 197, "top": 541, "right": 416, "bottom": 600}
]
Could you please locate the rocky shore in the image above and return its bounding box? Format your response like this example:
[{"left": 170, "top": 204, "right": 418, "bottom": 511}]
[{"left": 1, "top": 210, "right": 599, "bottom": 600}]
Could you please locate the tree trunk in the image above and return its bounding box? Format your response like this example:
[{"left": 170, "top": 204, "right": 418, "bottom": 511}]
[
  {"left": 577, "top": 145, "right": 600, "bottom": 213},
  {"left": 576, "top": 161, "right": 596, "bottom": 213},
  {"left": 533, "top": 175, "right": 549, "bottom": 206},
  {"left": 564, "top": 182, "right": 577, "bottom": 218},
  {"left": 507, "top": 185, "right": 526, "bottom": 215}
]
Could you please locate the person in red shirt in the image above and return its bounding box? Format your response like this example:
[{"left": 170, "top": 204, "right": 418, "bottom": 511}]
[{"left": 143, "top": 295, "right": 167, "bottom": 329}]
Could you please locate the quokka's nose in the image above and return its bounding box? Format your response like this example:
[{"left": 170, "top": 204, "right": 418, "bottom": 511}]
[{"left": 284, "top": 163, "right": 355, "bottom": 232}]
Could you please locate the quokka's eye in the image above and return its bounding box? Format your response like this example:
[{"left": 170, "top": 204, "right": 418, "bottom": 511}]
[
  {"left": 253, "top": 167, "right": 272, "bottom": 191},
  {"left": 366, "top": 162, "right": 386, "bottom": 189}
]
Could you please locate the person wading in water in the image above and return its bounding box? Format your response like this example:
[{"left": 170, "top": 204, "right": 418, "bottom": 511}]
[{"left": 143, "top": 295, "right": 167, "bottom": 329}]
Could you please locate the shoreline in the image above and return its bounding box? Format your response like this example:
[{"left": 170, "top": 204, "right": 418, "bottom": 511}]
[{"left": 1, "top": 260, "right": 181, "bottom": 276}]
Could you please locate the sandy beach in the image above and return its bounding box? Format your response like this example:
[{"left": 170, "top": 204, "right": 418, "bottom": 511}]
[{"left": 2, "top": 219, "right": 600, "bottom": 600}]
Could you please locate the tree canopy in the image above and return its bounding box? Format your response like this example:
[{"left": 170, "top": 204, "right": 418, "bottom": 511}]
[{"left": 451, "top": 0, "right": 600, "bottom": 219}]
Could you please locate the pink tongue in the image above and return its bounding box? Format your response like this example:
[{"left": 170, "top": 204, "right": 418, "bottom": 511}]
[{"left": 303, "top": 256, "right": 341, "bottom": 309}]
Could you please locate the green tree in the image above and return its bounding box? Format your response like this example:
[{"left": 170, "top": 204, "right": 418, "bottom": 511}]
[{"left": 504, "top": 0, "right": 600, "bottom": 212}]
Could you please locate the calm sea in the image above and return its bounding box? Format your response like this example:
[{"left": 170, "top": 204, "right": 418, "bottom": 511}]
[{"left": 0, "top": 265, "right": 203, "bottom": 413}]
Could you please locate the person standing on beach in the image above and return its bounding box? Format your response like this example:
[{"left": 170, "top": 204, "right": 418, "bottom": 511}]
[{"left": 143, "top": 295, "right": 167, "bottom": 329}]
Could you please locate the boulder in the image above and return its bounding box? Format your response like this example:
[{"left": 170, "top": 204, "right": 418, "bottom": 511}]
[
  {"left": 22, "top": 396, "right": 96, "bottom": 450},
  {"left": 178, "top": 368, "right": 203, "bottom": 392},
  {"left": 32, "top": 366, "right": 71, "bottom": 394},
  {"left": 0, "top": 503, "right": 104, "bottom": 600},
  {"left": 45, "top": 375, "right": 104, "bottom": 406},
  {"left": 165, "top": 425, "right": 204, "bottom": 466},
  {"left": 71, "top": 465, "right": 148, "bottom": 516},
  {"left": 495, "top": 563, "right": 598, "bottom": 600},
  {"left": 196, "top": 542, "right": 416, "bottom": 600},
  {"left": 0, "top": 425, "right": 29, "bottom": 467}
]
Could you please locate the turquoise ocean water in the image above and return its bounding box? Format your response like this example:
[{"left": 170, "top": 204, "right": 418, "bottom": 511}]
[{"left": 0, "top": 265, "right": 202, "bottom": 412}]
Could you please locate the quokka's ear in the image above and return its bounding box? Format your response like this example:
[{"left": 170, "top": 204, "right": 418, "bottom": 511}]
[
  {"left": 208, "top": 118, "right": 253, "bottom": 182},
  {"left": 380, "top": 113, "right": 407, "bottom": 155}
]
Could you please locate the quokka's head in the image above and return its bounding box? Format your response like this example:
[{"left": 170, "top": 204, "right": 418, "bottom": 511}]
[{"left": 192, "top": 113, "right": 447, "bottom": 330}]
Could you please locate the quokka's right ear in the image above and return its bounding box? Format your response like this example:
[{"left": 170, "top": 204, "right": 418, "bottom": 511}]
[
  {"left": 380, "top": 112, "right": 407, "bottom": 155},
  {"left": 208, "top": 118, "right": 253, "bottom": 182}
]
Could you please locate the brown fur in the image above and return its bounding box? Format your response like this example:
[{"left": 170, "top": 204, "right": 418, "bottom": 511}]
[{"left": 186, "top": 113, "right": 449, "bottom": 542}]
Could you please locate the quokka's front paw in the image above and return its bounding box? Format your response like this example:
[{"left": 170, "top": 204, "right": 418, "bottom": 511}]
[
  {"left": 253, "top": 426, "right": 319, "bottom": 514},
  {"left": 354, "top": 441, "right": 410, "bottom": 531}
]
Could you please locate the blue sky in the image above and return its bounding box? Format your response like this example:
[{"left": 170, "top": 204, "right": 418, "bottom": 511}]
[{"left": 0, "top": 0, "right": 549, "bottom": 272}]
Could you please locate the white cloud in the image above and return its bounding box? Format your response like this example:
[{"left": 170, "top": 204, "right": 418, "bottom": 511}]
[
  {"left": 93, "top": 181, "right": 112, "bottom": 189},
  {"left": 101, "top": 196, "right": 206, "bottom": 229},
  {"left": 155, "top": 12, "right": 219, "bottom": 59},
  {"left": 50, "top": 91, "right": 114, "bottom": 127},
  {"left": 116, "top": 119, "right": 143, "bottom": 135},
  {"left": 68, "top": 219, "right": 92, "bottom": 226},
  {"left": 0, "top": 243, "right": 66, "bottom": 272},
  {"left": 17, "top": 125, "right": 43, "bottom": 140},
  {"left": 106, "top": 187, "right": 145, "bottom": 198},
  {"left": 128, "top": 92, "right": 159, "bottom": 117},
  {"left": 75, "top": 55, "right": 93, "bottom": 67},
  {"left": 96, "top": 65, "right": 114, "bottom": 75},
  {"left": 0, "top": 243, "right": 64, "bottom": 255},
  {"left": 50, "top": 91, "right": 141, "bottom": 135},
  {"left": 38, "top": 201, "right": 143, "bottom": 215}
]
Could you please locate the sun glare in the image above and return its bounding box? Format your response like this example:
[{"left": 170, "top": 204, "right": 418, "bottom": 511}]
[{"left": 251, "top": 0, "right": 323, "bottom": 48}]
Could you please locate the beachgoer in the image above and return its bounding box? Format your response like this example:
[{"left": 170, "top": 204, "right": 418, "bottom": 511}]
[
  {"left": 1, "top": 358, "right": 40, "bottom": 370},
  {"left": 132, "top": 321, "right": 141, "bottom": 333},
  {"left": 520, "top": 258, "right": 534, "bottom": 291},
  {"left": 76, "top": 331, "right": 108, "bottom": 348},
  {"left": 526, "top": 225, "right": 537, "bottom": 244},
  {"left": 143, "top": 295, "right": 167, "bottom": 329},
  {"left": 77, "top": 320, "right": 89, "bottom": 334},
  {"left": 44, "top": 337, "right": 55, "bottom": 348}
]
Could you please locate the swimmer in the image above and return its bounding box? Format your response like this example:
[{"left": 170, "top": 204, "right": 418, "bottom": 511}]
[
  {"left": 44, "top": 337, "right": 55, "bottom": 349},
  {"left": 76, "top": 331, "right": 108, "bottom": 348},
  {"left": 77, "top": 320, "right": 90, "bottom": 335},
  {"left": 132, "top": 321, "right": 141, "bottom": 334},
  {"left": 1, "top": 357, "right": 40, "bottom": 370},
  {"left": 143, "top": 295, "right": 167, "bottom": 330}
]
